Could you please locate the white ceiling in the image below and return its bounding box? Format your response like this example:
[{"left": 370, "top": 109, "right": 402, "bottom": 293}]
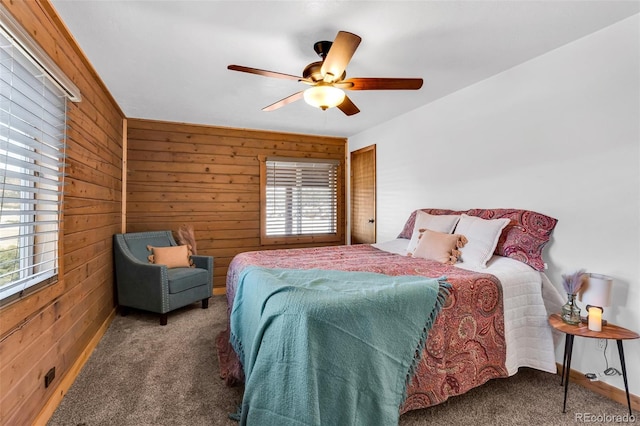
[{"left": 51, "top": 1, "right": 639, "bottom": 138}]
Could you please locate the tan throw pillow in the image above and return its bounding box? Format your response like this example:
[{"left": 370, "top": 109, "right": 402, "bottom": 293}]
[
  {"left": 147, "top": 245, "right": 194, "bottom": 268},
  {"left": 410, "top": 228, "right": 468, "bottom": 265}
]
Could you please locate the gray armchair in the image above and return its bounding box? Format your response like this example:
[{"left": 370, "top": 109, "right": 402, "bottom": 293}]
[{"left": 113, "top": 231, "right": 213, "bottom": 325}]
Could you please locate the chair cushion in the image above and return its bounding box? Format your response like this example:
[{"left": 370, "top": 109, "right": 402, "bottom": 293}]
[{"left": 167, "top": 267, "right": 209, "bottom": 294}]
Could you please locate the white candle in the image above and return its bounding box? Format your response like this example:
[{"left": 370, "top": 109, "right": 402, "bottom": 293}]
[{"left": 588, "top": 306, "right": 602, "bottom": 332}]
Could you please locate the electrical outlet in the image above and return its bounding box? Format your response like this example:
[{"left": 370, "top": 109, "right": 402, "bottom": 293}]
[
  {"left": 596, "top": 339, "right": 606, "bottom": 350},
  {"left": 44, "top": 367, "right": 55, "bottom": 388}
]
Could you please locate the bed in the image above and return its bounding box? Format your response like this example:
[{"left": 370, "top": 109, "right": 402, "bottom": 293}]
[{"left": 216, "top": 208, "right": 565, "bottom": 423}]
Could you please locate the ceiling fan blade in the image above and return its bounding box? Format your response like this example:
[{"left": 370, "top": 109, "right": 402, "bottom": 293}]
[
  {"left": 343, "top": 77, "right": 423, "bottom": 90},
  {"left": 321, "top": 31, "right": 361, "bottom": 83},
  {"left": 228, "top": 64, "right": 303, "bottom": 81},
  {"left": 337, "top": 95, "right": 360, "bottom": 116},
  {"left": 262, "top": 91, "right": 304, "bottom": 112}
]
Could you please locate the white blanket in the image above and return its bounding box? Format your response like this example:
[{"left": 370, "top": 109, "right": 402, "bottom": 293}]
[{"left": 373, "top": 238, "right": 564, "bottom": 375}]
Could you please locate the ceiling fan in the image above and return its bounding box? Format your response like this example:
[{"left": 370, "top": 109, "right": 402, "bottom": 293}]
[{"left": 228, "top": 31, "right": 423, "bottom": 116}]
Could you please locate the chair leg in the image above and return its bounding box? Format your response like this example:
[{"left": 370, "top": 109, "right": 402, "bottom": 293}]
[
  {"left": 160, "top": 313, "right": 168, "bottom": 326},
  {"left": 202, "top": 298, "right": 209, "bottom": 309}
]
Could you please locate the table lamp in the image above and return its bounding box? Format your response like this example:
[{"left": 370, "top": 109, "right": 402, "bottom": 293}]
[{"left": 578, "top": 273, "right": 613, "bottom": 331}]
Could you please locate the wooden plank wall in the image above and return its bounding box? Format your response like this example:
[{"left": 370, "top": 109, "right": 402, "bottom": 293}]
[
  {"left": 126, "top": 119, "right": 347, "bottom": 292},
  {"left": 0, "top": 1, "right": 124, "bottom": 424}
]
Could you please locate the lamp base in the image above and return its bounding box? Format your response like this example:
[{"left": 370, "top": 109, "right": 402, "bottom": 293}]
[{"left": 580, "top": 316, "right": 607, "bottom": 326}]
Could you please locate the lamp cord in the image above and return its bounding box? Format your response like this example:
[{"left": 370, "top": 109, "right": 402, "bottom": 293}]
[{"left": 602, "top": 339, "right": 622, "bottom": 377}]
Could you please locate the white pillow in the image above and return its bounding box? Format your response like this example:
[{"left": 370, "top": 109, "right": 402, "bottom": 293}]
[
  {"left": 454, "top": 214, "right": 510, "bottom": 268},
  {"left": 406, "top": 211, "right": 461, "bottom": 255}
]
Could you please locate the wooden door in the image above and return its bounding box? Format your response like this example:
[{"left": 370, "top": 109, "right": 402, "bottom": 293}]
[{"left": 350, "top": 145, "right": 376, "bottom": 244}]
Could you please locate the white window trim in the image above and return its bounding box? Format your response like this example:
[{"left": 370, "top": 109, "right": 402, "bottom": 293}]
[{"left": 0, "top": 4, "right": 81, "bottom": 102}]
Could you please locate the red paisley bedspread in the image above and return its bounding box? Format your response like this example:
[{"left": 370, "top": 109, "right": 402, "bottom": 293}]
[{"left": 215, "top": 244, "right": 507, "bottom": 413}]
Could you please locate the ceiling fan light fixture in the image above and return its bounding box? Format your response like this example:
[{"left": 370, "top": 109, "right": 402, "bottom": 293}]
[{"left": 303, "top": 85, "right": 345, "bottom": 110}]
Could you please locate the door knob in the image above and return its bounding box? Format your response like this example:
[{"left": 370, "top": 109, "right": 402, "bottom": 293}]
[{"left": 368, "top": 219, "right": 375, "bottom": 223}]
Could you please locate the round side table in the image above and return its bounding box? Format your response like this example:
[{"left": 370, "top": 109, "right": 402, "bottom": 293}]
[{"left": 548, "top": 313, "right": 639, "bottom": 416}]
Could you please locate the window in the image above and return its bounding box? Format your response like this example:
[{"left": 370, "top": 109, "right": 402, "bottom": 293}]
[
  {"left": 0, "top": 7, "right": 79, "bottom": 304},
  {"left": 260, "top": 157, "right": 342, "bottom": 244}
]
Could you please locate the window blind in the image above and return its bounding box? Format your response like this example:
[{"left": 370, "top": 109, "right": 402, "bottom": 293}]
[
  {"left": 0, "top": 29, "right": 67, "bottom": 302},
  {"left": 265, "top": 158, "right": 338, "bottom": 236}
]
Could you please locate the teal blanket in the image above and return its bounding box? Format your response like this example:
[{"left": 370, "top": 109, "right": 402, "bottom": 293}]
[{"left": 230, "top": 266, "right": 450, "bottom": 426}]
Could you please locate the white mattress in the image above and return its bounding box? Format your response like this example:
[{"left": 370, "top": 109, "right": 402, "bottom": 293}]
[{"left": 373, "top": 238, "right": 564, "bottom": 375}]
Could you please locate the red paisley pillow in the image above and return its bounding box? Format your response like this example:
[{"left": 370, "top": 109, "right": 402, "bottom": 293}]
[{"left": 398, "top": 208, "right": 557, "bottom": 271}]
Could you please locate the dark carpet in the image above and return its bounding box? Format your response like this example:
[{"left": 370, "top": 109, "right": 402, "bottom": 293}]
[{"left": 48, "top": 296, "right": 629, "bottom": 425}]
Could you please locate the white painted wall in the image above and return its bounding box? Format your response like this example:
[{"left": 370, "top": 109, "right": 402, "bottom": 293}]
[{"left": 349, "top": 15, "right": 640, "bottom": 397}]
